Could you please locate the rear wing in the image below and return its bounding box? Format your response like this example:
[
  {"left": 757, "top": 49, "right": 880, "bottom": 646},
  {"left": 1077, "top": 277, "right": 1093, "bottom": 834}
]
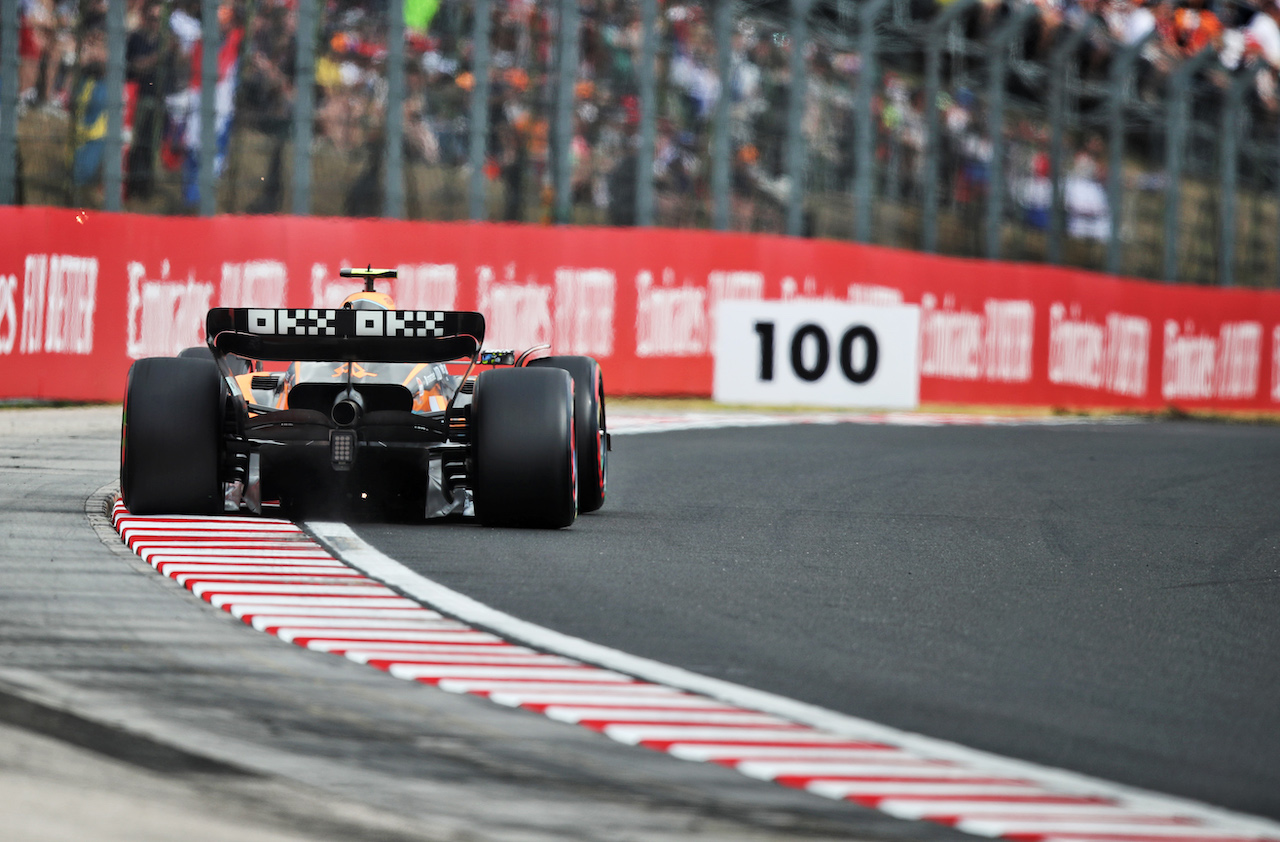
[{"left": 205, "top": 308, "right": 486, "bottom": 363}]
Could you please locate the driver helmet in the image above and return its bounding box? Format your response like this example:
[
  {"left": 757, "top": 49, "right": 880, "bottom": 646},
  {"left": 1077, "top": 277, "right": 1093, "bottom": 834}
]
[{"left": 341, "top": 289, "right": 396, "bottom": 311}]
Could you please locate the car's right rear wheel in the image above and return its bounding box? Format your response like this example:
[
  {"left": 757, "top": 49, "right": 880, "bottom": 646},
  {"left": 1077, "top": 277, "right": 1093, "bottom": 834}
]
[
  {"left": 470, "top": 367, "right": 577, "bottom": 528},
  {"left": 121, "top": 356, "right": 225, "bottom": 515},
  {"left": 528, "top": 355, "right": 607, "bottom": 513}
]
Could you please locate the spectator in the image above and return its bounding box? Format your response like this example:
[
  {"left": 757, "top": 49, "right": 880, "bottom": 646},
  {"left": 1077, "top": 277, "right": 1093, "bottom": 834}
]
[
  {"left": 71, "top": 27, "right": 109, "bottom": 203},
  {"left": 18, "top": 0, "right": 57, "bottom": 109},
  {"left": 956, "top": 105, "right": 993, "bottom": 206},
  {"left": 1064, "top": 0, "right": 1114, "bottom": 77},
  {"left": 1233, "top": 0, "right": 1280, "bottom": 109},
  {"left": 1172, "top": 0, "right": 1224, "bottom": 57},
  {"left": 1065, "top": 136, "right": 1110, "bottom": 242},
  {"left": 1030, "top": 0, "right": 1066, "bottom": 59},
  {"left": 1105, "top": 0, "right": 1157, "bottom": 46},
  {"left": 316, "top": 35, "right": 374, "bottom": 154},
  {"left": 167, "top": 0, "right": 201, "bottom": 55},
  {"left": 164, "top": 2, "right": 243, "bottom": 208},
  {"left": 240, "top": 3, "right": 297, "bottom": 213},
  {"left": 1015, "top": 151, "right": 1052, "bottom": 231},
  {"left": 124, "top": 1, "right": 171, "bottom": 200}
]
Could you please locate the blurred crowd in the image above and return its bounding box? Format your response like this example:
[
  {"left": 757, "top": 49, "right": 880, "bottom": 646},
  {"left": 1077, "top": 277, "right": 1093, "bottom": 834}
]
[{"left": 11, "top": 0, "right": 1280, "bottom": 229}]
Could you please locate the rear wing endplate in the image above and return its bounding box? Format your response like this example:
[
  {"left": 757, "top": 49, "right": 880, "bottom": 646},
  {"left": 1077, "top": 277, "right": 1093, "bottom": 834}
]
[{"left": 206, "top": 308, "right": 486, "bottom": 363}]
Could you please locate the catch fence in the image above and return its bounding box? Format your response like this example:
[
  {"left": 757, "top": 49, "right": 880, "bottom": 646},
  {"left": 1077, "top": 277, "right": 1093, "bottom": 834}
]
[{"left": 1, "top": 0, "right": 1277, "bottom": 287}]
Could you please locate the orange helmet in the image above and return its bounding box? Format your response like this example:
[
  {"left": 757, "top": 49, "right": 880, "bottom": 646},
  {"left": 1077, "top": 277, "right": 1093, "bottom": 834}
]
[{"left": 341, "top": 289, "right": 396, "bottom": 311}]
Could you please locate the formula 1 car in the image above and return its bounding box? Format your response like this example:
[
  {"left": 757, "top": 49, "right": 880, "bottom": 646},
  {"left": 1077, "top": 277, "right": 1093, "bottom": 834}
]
[{"left": 120, "top": 267, "right": 608, "bottom": 528}]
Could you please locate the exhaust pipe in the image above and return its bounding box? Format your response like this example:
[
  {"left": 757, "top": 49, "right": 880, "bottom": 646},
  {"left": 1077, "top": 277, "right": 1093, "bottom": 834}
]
[{"left": 331, "top": 388, "right": 364, "bottom": 427}]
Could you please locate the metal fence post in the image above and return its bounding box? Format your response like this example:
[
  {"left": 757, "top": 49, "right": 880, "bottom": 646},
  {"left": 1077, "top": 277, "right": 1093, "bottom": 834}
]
[
  {"left": 553, "top": 0, "right": 579, "bottom": 224},
  {"left": 199, "top": 1, "right": 219, "bottom": 216},
  {"left": 853, "top": 0, "right": 890, "bottom": 244},
  {"left": 785, "top": 0, "right": 811, "bottom": 236},
  {"left": 103, "top": 0, "right": 126, "bottom": 211},
  {"left": 1162, "top": 47, "right": 1213, "bottom": 283},
  {"left": 984, "top": 5, "right": 1034, "bottom": 261},
  {"left": 467, "top": 0, "right": 493, "bottom": 221},
  {"left": 636, "top": 0, "right": 658, "bottom": 227},
  {"left": 711, "top": 0, "right": 734, "bottom": 231},
  {"left": 921, "top": 0, "right": 977, "bottom": 253},
  {"left": 1047, "top": 19, "right": 1093, "bottom": 265},
  {"left": 383, "top": 0, "right": 405, "bottom": 219},
  {"left": 889, "top": 0, "right": 918, "bottom": 31},
  {"left": 291, "top": 0, "right": 317, "bottom": 216},
  {"left": 1105, "top": 31, "right": 1153, "bottom": 275},
  {"left": 1220, "top": 66, "right": 1257, "bottom": 288},
  {"left": 0, "top": 0, "right": 19, "bottom": 205}
]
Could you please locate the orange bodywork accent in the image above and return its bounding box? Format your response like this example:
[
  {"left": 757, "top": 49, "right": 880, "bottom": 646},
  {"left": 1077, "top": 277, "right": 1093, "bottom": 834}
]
[{"left": 236, "top": 364, "right": 447, "bottom": 415}]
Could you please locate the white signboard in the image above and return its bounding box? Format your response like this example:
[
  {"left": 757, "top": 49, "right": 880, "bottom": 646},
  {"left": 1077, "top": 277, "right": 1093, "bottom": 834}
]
[{"left": 713, "top": 301, "right": 921, "bottom": 409}]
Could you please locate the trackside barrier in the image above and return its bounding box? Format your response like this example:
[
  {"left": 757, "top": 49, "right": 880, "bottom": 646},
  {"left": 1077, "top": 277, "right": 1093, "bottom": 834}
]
[{"left": 3, "top": 206, "right": 1280, "bottom": 412}]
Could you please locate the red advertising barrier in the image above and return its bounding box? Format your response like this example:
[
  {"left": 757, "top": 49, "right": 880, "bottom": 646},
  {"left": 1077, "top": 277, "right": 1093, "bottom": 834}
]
[{"left": 3, "top": 205, "right": 1280, "bottom": 411}]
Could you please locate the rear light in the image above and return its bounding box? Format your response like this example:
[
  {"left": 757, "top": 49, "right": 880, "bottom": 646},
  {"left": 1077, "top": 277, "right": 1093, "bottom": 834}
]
[{"left": 329, "top": 429, "right": 357, "bottom": 470}]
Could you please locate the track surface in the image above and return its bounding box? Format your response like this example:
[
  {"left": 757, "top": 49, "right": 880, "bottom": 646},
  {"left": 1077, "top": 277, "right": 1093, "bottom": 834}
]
[
  {"left": 354, "top": 420, "right": 1280, "bottom": 820},
  {"left": 0, "top": 406, "right": 951, "bottom": 842}
]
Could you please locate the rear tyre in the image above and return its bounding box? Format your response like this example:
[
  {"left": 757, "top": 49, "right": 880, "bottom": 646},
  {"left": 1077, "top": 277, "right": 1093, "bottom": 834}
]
[
  {"left": 121, "top": 356, "right": 225, "bottom": 515},
  {"left": 471, "top": 367, "right": 577, "bottom": 528},
  {"left": 528, "top": 355, "right": 607, "bottom": 513}
]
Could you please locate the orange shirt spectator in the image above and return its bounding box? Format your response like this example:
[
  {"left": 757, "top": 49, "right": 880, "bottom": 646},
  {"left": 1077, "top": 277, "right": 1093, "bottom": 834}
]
[{"left": 1173, "top": 2, "right": 1223, "bottom": 57}]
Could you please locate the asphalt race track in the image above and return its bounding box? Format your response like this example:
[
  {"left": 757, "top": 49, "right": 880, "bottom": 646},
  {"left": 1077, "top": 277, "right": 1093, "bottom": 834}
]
[
  {"left": 355, "top": 419, "right": 1280, "bottom": 821},
  {"left": 7, "top": 406, "right": 916, "bottom": 842},
  {"left": 3, "top": 407, "right": 1279, "bottom": 839}
]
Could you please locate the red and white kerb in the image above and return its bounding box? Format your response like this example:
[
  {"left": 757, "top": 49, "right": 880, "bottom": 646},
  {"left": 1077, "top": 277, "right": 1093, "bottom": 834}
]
[{"left": 111, "top": 499, "right": 1280, "bottom": 842}]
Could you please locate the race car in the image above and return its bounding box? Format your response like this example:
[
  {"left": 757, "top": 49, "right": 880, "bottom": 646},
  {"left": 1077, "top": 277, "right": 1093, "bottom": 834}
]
[{"left": 120, "top": 267, "right": 608, "bottom": 528}]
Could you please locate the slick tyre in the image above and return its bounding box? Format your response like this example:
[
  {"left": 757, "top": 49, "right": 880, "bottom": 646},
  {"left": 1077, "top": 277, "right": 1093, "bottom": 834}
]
[
  {"left": 471, "top": 367, "right": 577, "bottom": 528},
  {"left": 528, "top": 355, "right": 607, "bottom": 513},
  {"left": 121, "top": 356, "right": 225, "bottom": 515}
]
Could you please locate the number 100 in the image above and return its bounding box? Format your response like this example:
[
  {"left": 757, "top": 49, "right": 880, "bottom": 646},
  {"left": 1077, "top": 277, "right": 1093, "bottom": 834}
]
[{"left": 753, "top": 321, "right": 879, "bottom": 384}]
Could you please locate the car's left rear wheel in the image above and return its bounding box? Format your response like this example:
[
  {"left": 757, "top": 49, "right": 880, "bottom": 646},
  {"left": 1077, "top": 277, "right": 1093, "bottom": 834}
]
[
  {"left": 121, "top": 356, "right": 225, "bottom": 515},
  {"left": 177, "top": 344, "right": 253, "bottom": 375}
]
